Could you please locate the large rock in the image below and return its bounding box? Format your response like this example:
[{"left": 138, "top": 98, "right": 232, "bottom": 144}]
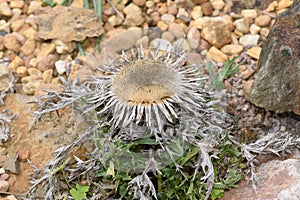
[
  {"left": 222, "top": 159, "right": 300, "bottom": 200},
  {"left": 200, "top": 17, "right": 231, "bottom": 48},
  {"left": 249, "top": 1, "right": 300, "bottom": 114}
]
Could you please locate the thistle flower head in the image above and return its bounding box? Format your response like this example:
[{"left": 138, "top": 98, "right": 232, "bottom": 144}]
[{"left": 88, "top": 43, "right": 213, "bottom": 138}]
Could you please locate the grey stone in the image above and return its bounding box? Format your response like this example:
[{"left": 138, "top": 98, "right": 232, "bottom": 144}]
[
  {"left": 101, "top": 29, "right": 142, "bottom": 53},
  {"left": 249, "top": 1, "right": 300, "bottom": 114},
  {"left": 2, "top": 154, "right": 20, "bottom": 174}
]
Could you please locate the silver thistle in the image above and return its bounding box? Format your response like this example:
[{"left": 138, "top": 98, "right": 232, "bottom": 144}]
[{"left": 31, "top": 41, "right": 230, "bottom": 200}]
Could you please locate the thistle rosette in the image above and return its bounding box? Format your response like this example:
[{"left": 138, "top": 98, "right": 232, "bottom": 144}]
[{"left": 84, "top": 42, "right": 228, "bottom": 172}]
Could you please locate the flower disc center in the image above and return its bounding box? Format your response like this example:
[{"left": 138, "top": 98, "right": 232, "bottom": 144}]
[{"left": 112, "top": 61, "right": 179, "bottom": 105}]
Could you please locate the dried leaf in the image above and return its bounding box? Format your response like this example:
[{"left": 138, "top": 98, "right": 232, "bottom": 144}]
[{"left": 35, "top": 5, "right": 104, "bottom": 42}]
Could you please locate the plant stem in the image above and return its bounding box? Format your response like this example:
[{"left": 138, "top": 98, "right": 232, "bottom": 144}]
[
  {"left": 84, "top": 0, "right": 90, "bottom": 8},
  {"left": 157, "top": 172, "right": 162, "bottom": 194},
  {"left": 97, "top": 0, "right": 102, "bottom": 19},
  {"left": 179, "top": 146, "right": 199, "bottom": 166},
  {"left": 93, "top": 0, "right": 97, "bottom": 13},
  {"left": 77, "top": 42, "right": 85, "bottom": 56},
  {"left": 61, "top": 0, "right": 67, "bottom": 5},
  {"left": 42, "top": 0, "right": 56, "bottom": 7}
]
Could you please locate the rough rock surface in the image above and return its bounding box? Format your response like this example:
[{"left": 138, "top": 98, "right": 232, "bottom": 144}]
[
  {"left": 249, "top": 1, "right": 300, "bottom": 114},
  {"left": 200, "top": 17, "right": 231, "bottom": 48},
  {"left": 222, "top": 159, "right": 300, "bottom": 200},
  {"left": 35, "top": 5, "right": 104, "bottom": 42}
]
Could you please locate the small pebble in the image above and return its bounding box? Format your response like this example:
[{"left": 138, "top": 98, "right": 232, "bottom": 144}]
[
  {"left": 43, "top": 69, "right": 53, "bottom": 83},
  {"left": 23, "top": 82, "right": 36, "bottom": 95},
  {"left": 157, "top": 3, "right": 168, "bottom": 15},
  {"left": 6, "top": 195, "right": 17, "bottom": 200},
  {"left": 255, "top": 15, "right": 272, "bottom": 27},
  {"left": 11, "top": 18, "right": 25, "bottom": 32},
  {"left": 21, "top": 26, "right": 37, "bottom": 40},
  {"left": 55, "top": 40, "right": 75, "bottom": 54},
  {"left": 246, "top": 46, "right": 262, "bottom": 59},
  {"left": 157, "top": 21, "right": 169, "bottom": 31},
  {"left": 55, "top": 60, "right": 67, "bottom": 75},
  {"left": 103, "top": 7, "right": 116, "bottom": 16},
  {"left": 36, "top": 43, "right": 56, "bottom": 63},
  {"left": 161, "top": 31, "right": 175, "bottom": 42},
  {"left": 167, "top": 4, "right": 177, "bottom": 15},
  {"left": 3, "top": 34, "right": 21, "bottom": 52},
  {"left": 10, "top": 0, "right": 25, "bottom": 9},
  {"left": 187, "top": 26, "right": 200, "bottom": 49},
  {"left": 123, "top": 3, "right": 144, "bottom": 26},
  {"left": 234, "top": 18, "right": 249, "bottom": 33},
  {"left": 12, "top": 32, "right": 26, "bottom": 44},
  {"left": 266, "top": 1, "right": 278, "bottom": 12},
  {"left": 191, "top": 6, "right": 203, "bottom": 20},
  {"left": 241, "top": 69, "right": 255, "bottom": 80},
  {"left": 0, "top": 173, "right": 9, "bottom": 181},
  {"left": 20, "top": 38, "right": 36, "bottom": 56},
  {"left": 0, "top": 2, "right": 12, "bottom": 17},
  {"left": 7, "top": 56, "right": 23, "bottom": 71},
  {"left": 168, "top": 23, "right": 184, "bottom": 38},
  {"left": 161, "top": 14, "right": 175, "bottom": 24},
  {"left": 241, "top": 9, "right": 258, "bottom": 18},
  {"left": 193, "top": 17, "right": 205, "bottom": 29},
  {"left": 239, "top": 34, "right": 260, "bottom": 47},
  {"left": 51, "top": 77, "right": 61, "bottom": 84},
  {"left": 150, "top": 12, "right": 160, "bottom": 26},
  {"left": 0, "top": 20, "right": 10, "bottom": 33},
  {"left": 29, "top": 58, "right": 38, "bottom": 68},
  {"left": 201, "top": 2, "right": 213, "bottom": 16},
  {"left": 260, "top": 28, "right": 270, "bottom": 40},
  {"left": 108, "top": 15, "right": 123, "bottom": 27},
  {"left": 21, "top": 75, "right": 41, "bottom": 84},
  {"left": 133, "top": 0, "right": 146, "bottom": 6},
  {"left": 206, "top": 46, "right": 228, "bottom": 63},
  {"left": 2, "top": 154, "right": 20, "bottom": 174},
  {"left": 250, "top": 24, "right": 261, "bottom": 35},
  {"left": 221, "top": 44, "right": 243, "bottom": 55},
  {"left": 190, "top": 0, "right": 207, "bottom": 4},
  {"left": 27, "top": 68, "right": 42, "bottom": 77},
  {"left": 18, "top": 149, "right": 30, "bottom": 162},
  {"left": 16, "top": 66, "right": 27, "bottom": 77},
  {"left": 212, "top": 9, "right": 220, "bottom": 17},
  {"left": 176, "top": 8, "right": 189, "bottom": 19},
  {"left": 0, "top": 180, "right": 9, "bottom": 192},
  {"left": 210, "top": 0, "right": 225, "bottom": 10},
  {"left": 145, "top": 0, "right": 154, "bottom": 8},
  {"left": 277, "top": 0, "right": 293, "bottom": 10},
  {"left": 242, "top": 79, "right": 254, "bottom": 101},
  {"left": 38, "top": 54, "right": 57, "bottom": 72},
  {"left": 135, "top": 36, "right": 149, "bottom": 47},
  {"left": 186, "top": 52, "right": 203, "bottom": 65},
  {"left": 200, "top": 38, "right": 211, "bottom": 50}
]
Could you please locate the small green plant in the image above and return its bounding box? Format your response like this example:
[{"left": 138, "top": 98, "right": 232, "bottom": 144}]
[
  {"left": 70, "top": 184, "right": 90, "bottom": 200},
  {"left": 204, "top": 56, "right": 239, "bottom": 90}
]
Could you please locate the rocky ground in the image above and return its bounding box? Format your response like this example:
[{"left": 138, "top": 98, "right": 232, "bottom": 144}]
[{"left": 0, "top": 0, "right": 299, "bottom": 199}]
